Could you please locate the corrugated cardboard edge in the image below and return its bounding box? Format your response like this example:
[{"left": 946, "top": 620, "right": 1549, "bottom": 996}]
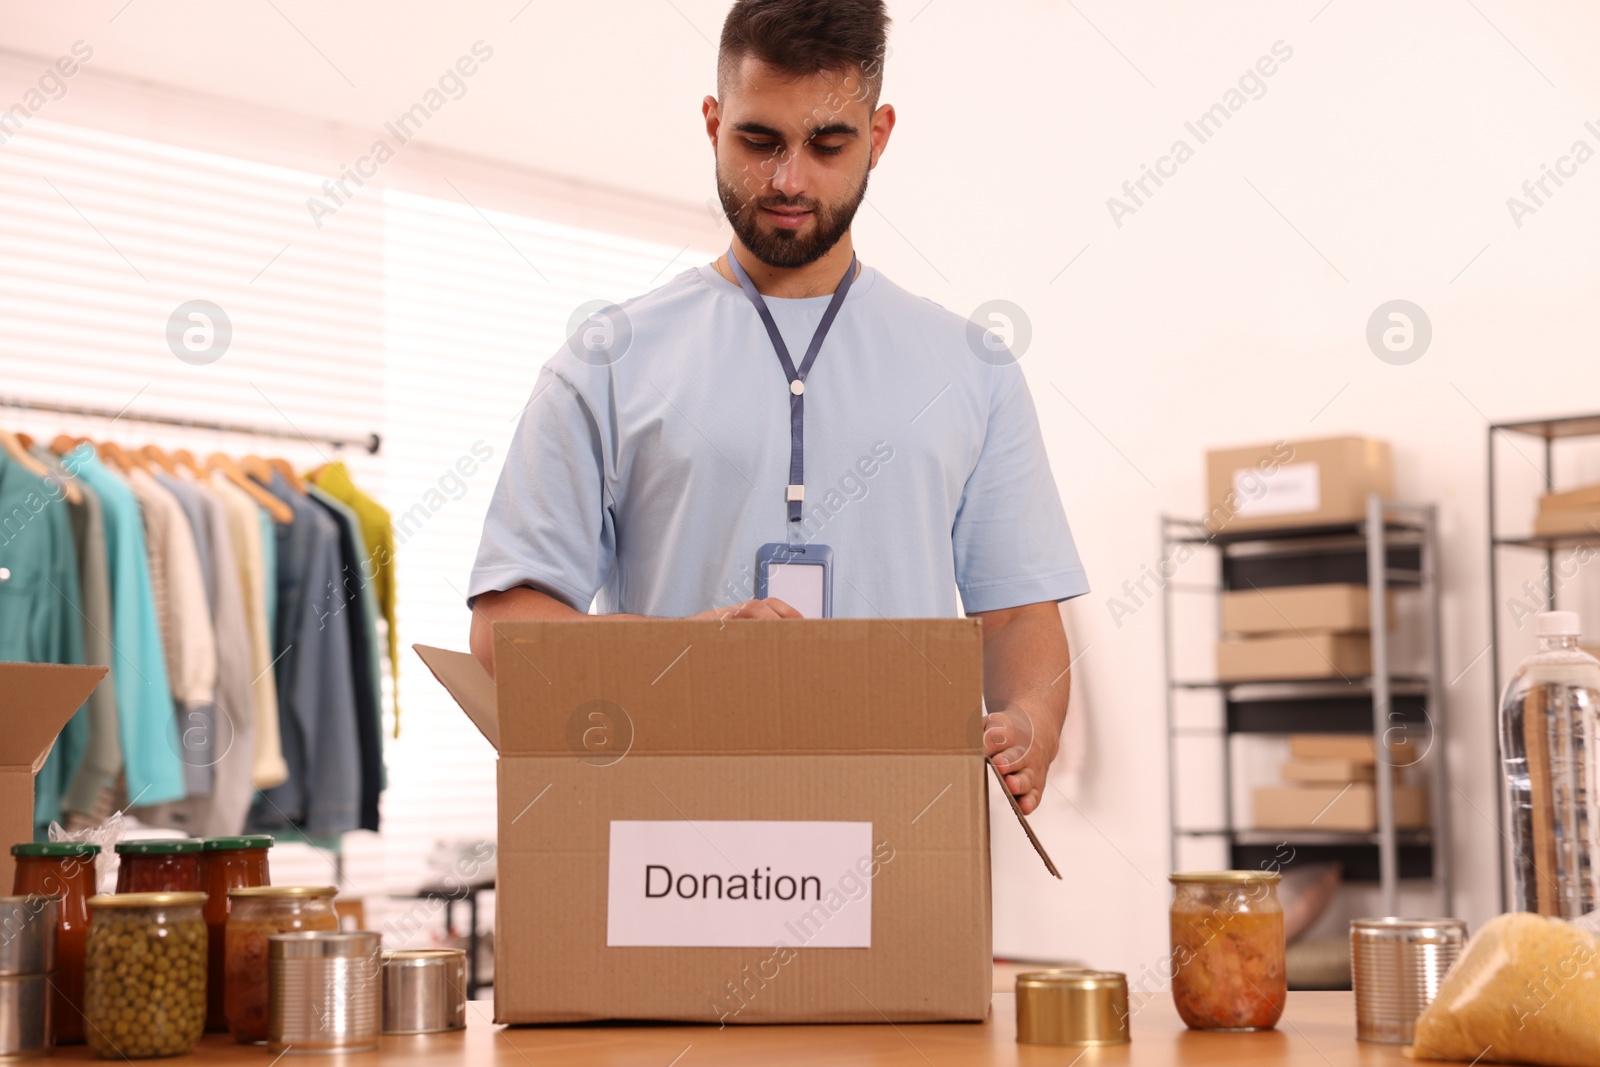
[
  {"left": 991, "top": 762, "right": 1060, "bottom": 878},
  {"left": 413, "top": 645, "right": 500, "bottom": 750}
]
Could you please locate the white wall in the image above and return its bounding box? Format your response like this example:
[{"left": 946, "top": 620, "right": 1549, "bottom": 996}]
[{"left": 6, "top": 0, "right": 1600, "bottom": 981}]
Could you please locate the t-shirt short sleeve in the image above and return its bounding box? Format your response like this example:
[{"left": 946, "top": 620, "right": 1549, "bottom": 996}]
[
  {"left": 951, "top": 368, "right": 1090, "bottom": 614},
  {"left": 467, "top": 365, "right": 614, "bottom": 611}
]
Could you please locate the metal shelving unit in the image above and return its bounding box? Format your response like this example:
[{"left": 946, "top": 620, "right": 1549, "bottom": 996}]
[
  {"left": 1486, "top": 411, "right": 1600, "bottom": 910},
  {"left": 1162, "top": 496, "right": 1451, "bottom": 918}
]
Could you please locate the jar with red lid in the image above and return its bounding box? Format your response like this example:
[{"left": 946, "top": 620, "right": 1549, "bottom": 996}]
[
  {"left": 12, "top": 841, "right": 100, "bottom": 1044},
  {"left": 198, "top": 836, "right": 272, "bottom": 1032},
  {"left": 115, "top": 839, "right": 202, "bottom": 894}
]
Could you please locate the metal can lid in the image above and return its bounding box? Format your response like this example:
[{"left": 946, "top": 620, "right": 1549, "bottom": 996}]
[
  {"left": 1169, "top": 869, "right": 1282, "bottom": 885},
  {"left": 383, "top": 948, "right": 466, "bottom": 967},
  {"left": 88, "top": 892, "right": 208, "bottom": 908},
  {"left": 12, "top": 841, "right": 100, "bottom": 857},
  {"left": 201, "top": 835, "right": 275, "bottom": 852},
  {"left": 228, "top": 885, "right": 337, "bottom": 900},
  {"left": 114, "top": 839, "right": 202, "bottom": 855},
  {"left": 1015, "top": 969, "right": 1130, "bottom": 1047},
  {"left": 1351, "top": 916, "right": 1467, "bottom": 940},
  {"left": 269, "top": 931, "right": 380, "bottom": 959}
]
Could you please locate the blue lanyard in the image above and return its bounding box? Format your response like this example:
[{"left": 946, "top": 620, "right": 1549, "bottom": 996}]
[{"left": 725, "top": 245, "right": 859, "bottom": 523}]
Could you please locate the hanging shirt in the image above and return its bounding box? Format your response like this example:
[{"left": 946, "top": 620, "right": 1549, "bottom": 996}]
[
  {"left": 307, "top": 485, "right": 385, "bottom": 832},
  {"left": 0, "top": 452, "right": 89, "bottom": 834},
  {"left": 468, "top": 262, "right": 1089, "bottom": 618},
  {"left": 56, "top": 446, "right": 185, "bottom": 808},
  {"left": 30, "top": 445, "right": 121, "bottom": 817},
  {"left": 251, "top": 471, "right": 360, "bottom": 835},
  {"left": 208, "top": 473, "right": 287, "bottom": 789},
  {"left": 308, "top": 461, "right": 399, "bottom": 734}
]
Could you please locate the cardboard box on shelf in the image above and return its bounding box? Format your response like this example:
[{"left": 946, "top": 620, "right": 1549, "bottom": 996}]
[
  {"left": 1215, "top": 633, "right": 1372, "bottom": 682},
  {"left": 1220, "top": 584, "right": 1395, "bottom": 636},
  {"left": 1287, "top": 734, "right": 1419, "bottom": 764},
  {"left": 1204, "top": 436, "right": 1393, "bottom": 535},
  {"left": 1252, "top": 783, "right": 1429, "bottom": 832},
  {"left": 417, "top": 619, "right": 1046, "bottom": 1025},
  {"left": 0, "top": 663, "right": 106, "bottom": 890},
  {"left": 1281, "top": 757, "right": 1376, "bottom": 785},
  {"left": 1532, "top": 507, "right": 1600, "bottom": 539}
]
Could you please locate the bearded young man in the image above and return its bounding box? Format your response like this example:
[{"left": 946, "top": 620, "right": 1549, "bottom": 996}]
[{"left": 467, "top": 0, "right": 1087, "bottom": 814}]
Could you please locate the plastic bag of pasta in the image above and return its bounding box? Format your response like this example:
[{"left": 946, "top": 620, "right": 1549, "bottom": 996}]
[{"left": 1410, "top": 912, "right": 1600, "bottom": 1066}]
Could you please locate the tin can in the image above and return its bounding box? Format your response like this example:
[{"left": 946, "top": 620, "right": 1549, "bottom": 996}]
[
  {"left": 381, "top": 949, "right": 467, "bottom": 1034},
  {"left": 268, "top": 931, "right": 380, "bottom": 1053},
  {"left": 1015, "top": 969, "right": 1129, "bottom": 1046},
  {"left": 0, "top": 896, "right": 57, "bottom": 977},
  {"left": 1351, "top": 917, "right": 1467, "bottom": 1044},
  {"left": 0, "top": 975, "right": 51, "bottom": 1058}
]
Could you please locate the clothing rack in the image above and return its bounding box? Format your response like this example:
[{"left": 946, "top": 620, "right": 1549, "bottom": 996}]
[{"left": 0, "top": 395, "right": 382, "bottom": 456}]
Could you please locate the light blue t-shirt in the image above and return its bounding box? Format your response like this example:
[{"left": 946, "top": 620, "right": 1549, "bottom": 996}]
[{"left": 468, "top": 261, "right": 1089, "bottom": 618}]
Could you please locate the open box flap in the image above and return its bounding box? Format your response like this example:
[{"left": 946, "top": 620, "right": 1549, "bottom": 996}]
[
  {"left": 0, "top": 662, "right": 107, "bottom": 773},
  {"left": 413, "top": 645, "right": 500, "bottom": 751},
  {"left": 415, "top": 621, "right": 1058, "bottom": 878}
]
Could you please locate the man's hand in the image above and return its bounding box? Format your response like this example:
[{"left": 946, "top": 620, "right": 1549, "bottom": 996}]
[
  {"left": 984, "top": 703, "right": 1056, "bottom": 815},
  {"left": 972, "top": 601, "right": 1072, "bottom": 817},
  {"left": 689, "top": 597, "right": 804, "bottom": 622}
]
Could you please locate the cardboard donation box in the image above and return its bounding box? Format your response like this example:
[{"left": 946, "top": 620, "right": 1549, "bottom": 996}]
[
  {"left": 417, "top": 619, "right": 1015, "bottom": 1024},
  {"left": 1205, "top": 436, "right": 1392, "bottom": 534},
  {"left": 0, "top": 663, "right": 106, "bottom": 889}
]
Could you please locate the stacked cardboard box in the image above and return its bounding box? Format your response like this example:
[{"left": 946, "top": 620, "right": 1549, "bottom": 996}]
[
  {"left": 1215, "top": 583, "right": 1390, "bottom": 682},
  {"left": 1253, "top": 735, "right": 1428, "bottom": 832},
  {"left": 1204, "top": 435, "right": 1392, "bottom": 536},
  {"left": 1533, "top": 483, "right": 1600, "bottom": 538}
]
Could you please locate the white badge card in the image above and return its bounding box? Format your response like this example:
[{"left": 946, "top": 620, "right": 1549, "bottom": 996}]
[{"left": 755, "top": 542, "right": 833, "bottom": 618}]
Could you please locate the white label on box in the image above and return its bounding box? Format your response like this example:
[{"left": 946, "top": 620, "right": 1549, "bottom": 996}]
[
  {"left": 1232, "top": 461, "right": 1321, "bottom": 518},
  {"left": 606, "top": 820, "right": 874, "bottom": 948}
]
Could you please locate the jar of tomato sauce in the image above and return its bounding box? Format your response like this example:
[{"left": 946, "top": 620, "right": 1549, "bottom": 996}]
[
  {"left": 115, "top": 839, "right": 203, "bottom": 893},
  {"left": 199, "top": 836, "right": 273, "bottom": 1032},
  {"left": 1169, "top": 870, "right": 1286, "bottom": 1031},
  {"left": 11, "top": 841, "right": 100, "bottom": 1044}
]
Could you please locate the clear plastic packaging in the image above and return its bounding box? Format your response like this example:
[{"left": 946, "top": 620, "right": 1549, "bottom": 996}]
[{"left": 1499, "top": 611, "right": 1600, "bottom": 917}]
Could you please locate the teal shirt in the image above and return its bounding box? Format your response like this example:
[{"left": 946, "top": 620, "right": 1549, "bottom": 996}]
[
  {"left": 62, "top": 447, "right": 185, "bottom": 807},
  {"left": 0, "top": 452, "right": 89, "bottom": 834}
]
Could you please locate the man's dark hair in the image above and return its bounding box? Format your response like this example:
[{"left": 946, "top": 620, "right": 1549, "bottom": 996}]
[{"left": 718, "top": 0, "right": 890, "bottom": 110}]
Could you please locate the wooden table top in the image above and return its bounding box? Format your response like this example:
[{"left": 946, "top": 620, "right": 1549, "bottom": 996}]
[{"left": 49, "top": 991, "right": 1465, "bottom": 1065}]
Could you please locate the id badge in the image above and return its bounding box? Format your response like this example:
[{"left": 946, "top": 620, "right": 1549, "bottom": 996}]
[{"left": 754, "top": 542, "right": 833, "bottom": 618}]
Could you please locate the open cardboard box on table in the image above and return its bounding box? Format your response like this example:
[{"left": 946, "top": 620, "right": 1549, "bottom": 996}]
[
  {"left": 417, "top": 618, "right": 1055, "bottom": 1025},
  {"left": 0, "top": 662, "right": 107, "bottom": 889}
]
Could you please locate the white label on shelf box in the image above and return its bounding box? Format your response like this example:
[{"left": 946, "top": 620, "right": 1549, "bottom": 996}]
[
  {"left": 606, "top": 820, "right": 875, "bottom": 948},
  {"left": 1233, "top": 461, "right": 1321, "bottom": 518}
]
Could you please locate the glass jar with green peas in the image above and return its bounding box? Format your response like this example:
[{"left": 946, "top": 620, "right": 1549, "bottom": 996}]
[{"left": 84, "top": 892, "right": 208, "bottom": 1059}]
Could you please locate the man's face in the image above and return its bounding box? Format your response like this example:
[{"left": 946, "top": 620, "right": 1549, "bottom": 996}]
[{"left": 706, "top": 56, "right": 891, "bottom": 269}]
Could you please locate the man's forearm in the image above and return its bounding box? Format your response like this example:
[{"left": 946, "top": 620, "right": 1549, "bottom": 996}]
[
  {"left": 978, "top": 602, "right": 1072, "bottom": 759},
  {"left": 469, "top": 586, "right": 651, "bottom": 676}
]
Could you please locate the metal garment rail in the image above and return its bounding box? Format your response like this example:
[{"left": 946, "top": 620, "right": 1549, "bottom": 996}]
[{"left": 0, "top": 395, "right": 382, "bottom": 455}]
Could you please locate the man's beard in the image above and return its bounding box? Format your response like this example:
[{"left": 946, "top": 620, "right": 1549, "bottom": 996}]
[{"left": 716, "top": 160, "right": 870, "bottom": 270}]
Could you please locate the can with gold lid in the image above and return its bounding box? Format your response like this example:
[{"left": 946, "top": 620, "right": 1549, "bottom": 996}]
[{"left": 1015, "top": 969, "right": 1130, "bottom": 1046}]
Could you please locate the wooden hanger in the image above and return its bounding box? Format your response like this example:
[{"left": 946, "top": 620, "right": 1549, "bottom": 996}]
[
  {"left": 49, "top": 434, "right": 90, "bottom": 457},
  {"left": 97, "top": 440, "right": 131, "bottom": 473},
  {"left": 208, "top": 453, "right": 293, "bottom": 524},
  {"left": 140, "top": 444, "right": 178, "bottom": 476},
  {"left": 1, "top": 429, "right": 83, "bottom": 504},
  {"left": 267, "top": 457, "right": 305, "bottom": 494},
  {"left": 171, "top": 448, "right": 205, "bottom": 479}
]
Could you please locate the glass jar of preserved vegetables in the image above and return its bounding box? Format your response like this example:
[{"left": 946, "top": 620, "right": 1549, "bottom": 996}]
[
  {"left": 224, "top": 886, "right": 339, "bottom": 1044},
  {"left": 11, "top": 841, "right": 100, "bottom": 1045},
  {"left": 114, "top": 840, "right": 202, "bottom": 894},
  {"left": 198, "top": 836, "right": 272, "bottom": 1031},
  {"left": 1169, "top": 871, "right": 1286, "bottom": 1031},
  {"left": 84, "top": 892, "right": 208, "bottom": 1059}
]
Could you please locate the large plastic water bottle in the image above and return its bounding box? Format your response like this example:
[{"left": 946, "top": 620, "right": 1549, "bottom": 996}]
[{"left": 1499, "top": 610, "right": 1600, "bottom": 917}]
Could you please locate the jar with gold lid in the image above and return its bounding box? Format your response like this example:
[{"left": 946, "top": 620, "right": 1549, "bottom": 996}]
[
  {"left": 224, "top": 886, "right": 339, "bottom": 1043},
  {"left": 1168, "top": 870, "right": 1285, "bottom": 1031}
]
